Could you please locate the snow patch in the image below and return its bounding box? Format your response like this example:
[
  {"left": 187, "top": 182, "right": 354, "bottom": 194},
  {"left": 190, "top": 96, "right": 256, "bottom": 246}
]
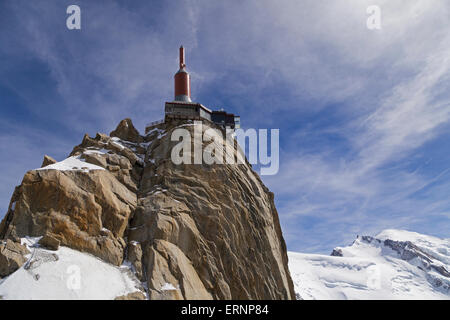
[
  {"left": 110, "top": 137, "right": 125, "bottom": 150},
  {"left": 37, "top": 156, "right": 105, "bottom": 172},
  {"left": 20, "top": 236, "right": 41, "bottom": 248},
  {"left": 161, "top": 283, "right": 177, "bottom": 291},
  {"left": 0, "top": 245, "right": 142, "bottom": 300},
  {"left": 83, "top": 148, "right": 110, "bottom": 155}
]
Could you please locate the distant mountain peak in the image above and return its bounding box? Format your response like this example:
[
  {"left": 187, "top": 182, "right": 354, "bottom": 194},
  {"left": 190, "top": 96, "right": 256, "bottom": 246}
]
[{"left": 289, "top": 229, "right": 450, "bottom": 300}]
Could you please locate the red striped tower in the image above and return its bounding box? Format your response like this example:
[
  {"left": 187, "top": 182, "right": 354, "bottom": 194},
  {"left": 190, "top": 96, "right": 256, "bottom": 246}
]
[{"left": 174, "top": 46, "right": 191, "bottom": 102}]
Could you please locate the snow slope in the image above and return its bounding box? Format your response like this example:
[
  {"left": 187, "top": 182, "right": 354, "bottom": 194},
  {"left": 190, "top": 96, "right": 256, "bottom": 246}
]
[
  {"left": 0, "top": 238, "right": 144, "bottom": 300},
  {"left": 289, "top": 229, "right": 450, "bottom": 300},
  {"left": 1, "top": 230, "right": 448, "bottom": 300}
]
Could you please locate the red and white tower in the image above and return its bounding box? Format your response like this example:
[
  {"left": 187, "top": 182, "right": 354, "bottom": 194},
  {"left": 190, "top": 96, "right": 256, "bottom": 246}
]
[{"left": 174, "top": 46, "right": 191, "bottom": 102}]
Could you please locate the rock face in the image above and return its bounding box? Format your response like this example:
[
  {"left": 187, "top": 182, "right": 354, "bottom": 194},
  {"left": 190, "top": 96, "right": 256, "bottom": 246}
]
[
  {"left": 38, "top": 234, "right": 60, "bottom": 251},
  {"left": 41, "top": 155, "right": 57, "bottom": 168},
  {"left": 0, "top": 118, "right": 295, "bottom": 300},
  {"left": 0, "top": 239, "right": 29, "bottom": 277},
  {"left": 0, "top": 169, "right": 137, "bottom": 266}
]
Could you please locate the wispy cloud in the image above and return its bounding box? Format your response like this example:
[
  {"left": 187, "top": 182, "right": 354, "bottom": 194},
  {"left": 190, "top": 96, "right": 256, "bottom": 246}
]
[{"left": 265, "top": 32, "right": 450, "bottom": 252}]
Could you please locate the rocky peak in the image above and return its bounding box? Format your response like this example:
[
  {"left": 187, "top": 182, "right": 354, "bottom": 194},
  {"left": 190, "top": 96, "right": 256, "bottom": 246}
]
[
  {"left": 110, "top": 118, "right": 143, "bottom": 144},
  {"left": 0, "top": 118, "right": 295, "bottom": 300}
]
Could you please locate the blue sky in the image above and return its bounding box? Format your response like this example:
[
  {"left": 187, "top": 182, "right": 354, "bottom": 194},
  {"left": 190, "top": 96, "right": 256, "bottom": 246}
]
[{"left": 0, "top": 0, "right": 449, "bottom": 253}]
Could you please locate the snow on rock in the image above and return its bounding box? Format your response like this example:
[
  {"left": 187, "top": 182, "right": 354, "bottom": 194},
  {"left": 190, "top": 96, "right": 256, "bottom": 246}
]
[
  {"left": 145, "top": 127, "right": 166, "bottom": 139},
  {"left": 289, "top": 229, "right": 450, "bottom": 300},
  {"left": 0, "top": 241, "right": 143, "bottom": 300},
  {"left": 110, "top": 137, "right": 125, "bottom": 150},
  {"left": 107, "top": 137, "right": 146, "bottom": 166},
  {"left": 83, "top": 148, "right": 110, "bottom": 155},
  {"left": 37, "top": 156, "right": 105, "bottom": 172},
  {"left": 161, "top": 283, "right": 177, "bottom": 291}
]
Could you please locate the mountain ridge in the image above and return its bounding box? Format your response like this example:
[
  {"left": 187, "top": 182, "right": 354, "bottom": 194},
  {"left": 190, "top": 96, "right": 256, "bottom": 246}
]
[{"left": 289, "top": 229, "right": 450, "bottom": 300}]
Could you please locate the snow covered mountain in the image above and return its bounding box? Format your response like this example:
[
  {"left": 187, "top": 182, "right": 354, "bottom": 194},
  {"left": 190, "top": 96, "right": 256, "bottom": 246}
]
[{"left": 289, "top": 229, "right": 450, "bottom": 300}]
